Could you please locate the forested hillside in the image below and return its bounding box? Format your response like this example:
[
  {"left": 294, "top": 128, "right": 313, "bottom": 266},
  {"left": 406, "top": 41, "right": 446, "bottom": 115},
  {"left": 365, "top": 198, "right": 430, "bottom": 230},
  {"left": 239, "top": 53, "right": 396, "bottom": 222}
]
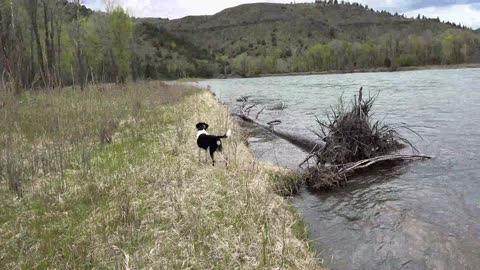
[
  {"left": 153, "top": 2, "right": 480, "bottom": 77},
  {"left": 1, "top": 0, "right": 480, "bottom": 90}
]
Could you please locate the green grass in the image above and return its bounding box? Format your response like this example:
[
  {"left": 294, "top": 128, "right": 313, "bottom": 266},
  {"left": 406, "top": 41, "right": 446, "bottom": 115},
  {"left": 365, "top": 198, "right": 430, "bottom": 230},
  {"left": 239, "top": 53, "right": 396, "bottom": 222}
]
[
  {"left": 0, "top": 82, "right": 321, "bottom": 269},
  {"left": 269, "top": 169, "right": 304, "bottom": 196}
]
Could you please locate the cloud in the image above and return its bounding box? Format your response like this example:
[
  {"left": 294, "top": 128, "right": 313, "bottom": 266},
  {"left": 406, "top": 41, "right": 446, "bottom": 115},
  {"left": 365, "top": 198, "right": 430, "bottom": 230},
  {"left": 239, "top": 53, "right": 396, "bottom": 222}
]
[
  {"left": 86, "top": 0, "right": 292, "bottom": 18},
  {"left": 346, "top": 0, "right": 480, "bottom": 12},
  {"left": 404, "top": 4, "right": 480, "bottom": 29},
  {"left": 84, "top": 0, "right": 104, "bottom": 11},
  {"left": 346, "top": 0, "right": 412, "bottom": 11}
]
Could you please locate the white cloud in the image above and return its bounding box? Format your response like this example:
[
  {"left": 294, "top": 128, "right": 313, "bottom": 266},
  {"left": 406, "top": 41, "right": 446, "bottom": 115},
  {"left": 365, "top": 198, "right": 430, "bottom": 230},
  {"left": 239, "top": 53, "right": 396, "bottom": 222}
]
[
  {"left": 347, "top": 0, "right": 407, "bottom": 9},
  {"left": 90, "top": 0, "right": 295, "bottom": 18},
  {"left": 344, "top": 0, "right": 416, "bottom": 12},
  {"left": 404, "top": 4, "right": 480, "bottom": 29},
  {"left": 85, "top": 0, "right": 104, "bottom": 11}
]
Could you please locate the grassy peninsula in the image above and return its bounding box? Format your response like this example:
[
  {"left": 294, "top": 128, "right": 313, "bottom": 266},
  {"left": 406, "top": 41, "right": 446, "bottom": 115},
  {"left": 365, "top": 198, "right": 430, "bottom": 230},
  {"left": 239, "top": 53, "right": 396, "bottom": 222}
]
[{"left": 0, "top": 82, "right": 321, "bottom": 269}]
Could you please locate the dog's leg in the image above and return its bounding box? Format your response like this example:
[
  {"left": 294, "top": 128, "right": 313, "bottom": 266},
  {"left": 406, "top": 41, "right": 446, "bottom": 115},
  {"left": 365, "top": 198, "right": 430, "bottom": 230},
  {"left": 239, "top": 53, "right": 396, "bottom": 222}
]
[
  {"left": 219, "top": 152, "right": 229, "bottom": 167},
  {"left": 204, "top": 149, "right": 208, "bottom": 164},
  {"left": 198, "top": 148, "right": 201, "bottom": 163},
  {"left": 209, "top": 148, "right": 216, "bottom": 166}
]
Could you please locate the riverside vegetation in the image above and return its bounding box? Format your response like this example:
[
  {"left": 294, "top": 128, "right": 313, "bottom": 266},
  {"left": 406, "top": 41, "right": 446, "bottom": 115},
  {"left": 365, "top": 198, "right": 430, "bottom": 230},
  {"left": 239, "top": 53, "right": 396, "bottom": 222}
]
[{"left": 0, "top": 82, "right": 320, "bottom": 269}]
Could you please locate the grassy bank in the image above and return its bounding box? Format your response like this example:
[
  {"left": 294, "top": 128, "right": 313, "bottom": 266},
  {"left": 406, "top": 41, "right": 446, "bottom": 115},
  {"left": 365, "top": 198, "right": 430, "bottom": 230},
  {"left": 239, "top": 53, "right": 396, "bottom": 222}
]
[{"left": 0, "top": 82, "right": 321, "bottom": 269}]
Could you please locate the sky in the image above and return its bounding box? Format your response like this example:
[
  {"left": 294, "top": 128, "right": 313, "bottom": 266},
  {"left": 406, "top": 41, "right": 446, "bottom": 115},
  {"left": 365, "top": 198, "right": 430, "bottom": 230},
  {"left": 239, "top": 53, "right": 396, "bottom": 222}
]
[{"left": 84, "top": 0, "right": 480, "bottom": 29}]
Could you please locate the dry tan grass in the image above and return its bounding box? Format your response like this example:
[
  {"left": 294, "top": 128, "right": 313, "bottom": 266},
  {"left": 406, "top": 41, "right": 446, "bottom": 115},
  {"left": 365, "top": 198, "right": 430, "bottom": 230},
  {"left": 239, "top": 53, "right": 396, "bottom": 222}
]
[{"left": 0, "top": 82, "right": 321, "bottom": 269}]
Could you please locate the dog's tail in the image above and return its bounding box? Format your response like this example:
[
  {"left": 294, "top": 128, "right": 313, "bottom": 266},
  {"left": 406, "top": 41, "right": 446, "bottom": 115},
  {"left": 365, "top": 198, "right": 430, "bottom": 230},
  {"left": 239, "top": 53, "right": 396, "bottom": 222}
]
[
  {"left": 216, "top": 129, "right": 231, "bottom": 152},
  {"left": 216, "top": 129, "right": 232, "bottom": 139}
]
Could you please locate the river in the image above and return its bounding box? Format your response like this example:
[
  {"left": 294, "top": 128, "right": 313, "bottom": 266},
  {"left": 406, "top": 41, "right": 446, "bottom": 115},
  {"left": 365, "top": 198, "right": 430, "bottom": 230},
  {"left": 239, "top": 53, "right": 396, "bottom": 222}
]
[{"left": 197, "top": 68, "right": 480, "bottom": 270}]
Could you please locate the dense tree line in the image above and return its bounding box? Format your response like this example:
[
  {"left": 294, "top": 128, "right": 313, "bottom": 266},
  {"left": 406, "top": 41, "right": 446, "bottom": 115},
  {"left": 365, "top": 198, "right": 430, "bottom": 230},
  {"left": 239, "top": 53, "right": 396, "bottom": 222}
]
[
  {"left": 0, "top": 0, "right": 133, "bottom": 93},
  {"left": 227, "top": 29, "right": 480, "bottom": 77}
]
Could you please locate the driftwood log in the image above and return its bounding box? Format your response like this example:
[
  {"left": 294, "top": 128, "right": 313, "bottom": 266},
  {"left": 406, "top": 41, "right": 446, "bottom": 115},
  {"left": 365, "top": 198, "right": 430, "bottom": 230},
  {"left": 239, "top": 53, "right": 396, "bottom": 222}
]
[{"left": 234, "top": 106, "right": 323, "bottom": 152}]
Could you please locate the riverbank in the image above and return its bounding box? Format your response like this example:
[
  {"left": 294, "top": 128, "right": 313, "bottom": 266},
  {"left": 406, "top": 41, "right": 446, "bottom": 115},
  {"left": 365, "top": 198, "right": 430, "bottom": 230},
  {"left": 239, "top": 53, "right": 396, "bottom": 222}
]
[
  {"left": 208, "top": 63, "right": 480, "bottom": 80},
  {"left": 261, "top": 63, "right": 480, "bottom": 78},
  {"left": 0, "top": 82, "right": 321, "bottom": 269}
]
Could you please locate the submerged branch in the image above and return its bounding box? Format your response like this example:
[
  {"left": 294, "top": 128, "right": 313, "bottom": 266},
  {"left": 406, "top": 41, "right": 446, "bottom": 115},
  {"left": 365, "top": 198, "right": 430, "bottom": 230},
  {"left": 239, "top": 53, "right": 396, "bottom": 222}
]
[{"left": 339, "top": 154, "right": 432, "bottom": 174}]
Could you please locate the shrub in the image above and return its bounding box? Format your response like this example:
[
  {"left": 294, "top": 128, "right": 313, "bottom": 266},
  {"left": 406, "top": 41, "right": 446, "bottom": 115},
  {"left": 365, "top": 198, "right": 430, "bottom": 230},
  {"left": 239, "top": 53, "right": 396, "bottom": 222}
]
[
  {"left": 397, "top": 55, "right": 416, "bottom": 67},
  {"left": 270, "top": 170, "right": 303, "bottom": 196}
]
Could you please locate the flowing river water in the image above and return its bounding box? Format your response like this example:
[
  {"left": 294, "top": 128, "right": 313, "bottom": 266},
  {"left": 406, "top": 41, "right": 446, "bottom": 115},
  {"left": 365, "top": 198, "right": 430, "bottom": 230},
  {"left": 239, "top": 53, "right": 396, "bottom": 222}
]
[{"left": 197, "top": 68, "right": 480, "bottom": 270}]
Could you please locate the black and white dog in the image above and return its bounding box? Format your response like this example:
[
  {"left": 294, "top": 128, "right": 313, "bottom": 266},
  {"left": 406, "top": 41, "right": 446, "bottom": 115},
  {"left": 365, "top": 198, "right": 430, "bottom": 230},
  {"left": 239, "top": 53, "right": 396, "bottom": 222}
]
[{"left": 196, "top": 122, "right": 231, "bottom": 166}]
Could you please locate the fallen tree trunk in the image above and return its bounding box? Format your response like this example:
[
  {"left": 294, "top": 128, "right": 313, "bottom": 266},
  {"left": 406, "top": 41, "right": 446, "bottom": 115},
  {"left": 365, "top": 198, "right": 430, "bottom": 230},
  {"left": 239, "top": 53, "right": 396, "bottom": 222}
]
[{"left": 234, "top": 112, "right": 324, "bottom": 152}]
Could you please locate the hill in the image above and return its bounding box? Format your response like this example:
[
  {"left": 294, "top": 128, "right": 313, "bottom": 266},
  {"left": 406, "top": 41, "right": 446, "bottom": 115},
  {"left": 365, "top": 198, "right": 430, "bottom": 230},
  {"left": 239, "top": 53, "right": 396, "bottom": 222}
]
[
  {"left": 134, "top": 2, "right": 480, "bottom": 78},
  {"left": 159, "top": 3, "right": 453, "bottom": 55}
]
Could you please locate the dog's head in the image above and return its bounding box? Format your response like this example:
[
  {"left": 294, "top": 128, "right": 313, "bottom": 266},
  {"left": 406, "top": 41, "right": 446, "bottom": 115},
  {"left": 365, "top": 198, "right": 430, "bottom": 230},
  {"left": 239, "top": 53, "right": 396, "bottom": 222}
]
[{"left": 196, "top": 122, "right": 209, "bottom": 131}]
